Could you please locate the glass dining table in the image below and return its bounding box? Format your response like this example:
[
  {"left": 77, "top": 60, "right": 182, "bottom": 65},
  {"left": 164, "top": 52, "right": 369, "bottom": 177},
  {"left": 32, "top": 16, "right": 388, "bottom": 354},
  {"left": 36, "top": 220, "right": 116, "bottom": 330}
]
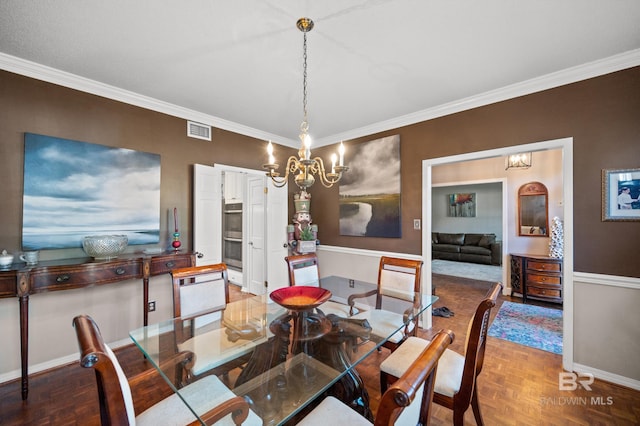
[{"left": 129, "top": 283, "right": 437, "bottom": 425}]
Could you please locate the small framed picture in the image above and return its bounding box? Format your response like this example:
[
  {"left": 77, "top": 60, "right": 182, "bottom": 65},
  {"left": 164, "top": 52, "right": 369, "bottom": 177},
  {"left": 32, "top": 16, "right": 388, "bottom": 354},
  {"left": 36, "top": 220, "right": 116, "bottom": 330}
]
[{"left": 602, "top": 168, "right": 640, "bottom": 221}]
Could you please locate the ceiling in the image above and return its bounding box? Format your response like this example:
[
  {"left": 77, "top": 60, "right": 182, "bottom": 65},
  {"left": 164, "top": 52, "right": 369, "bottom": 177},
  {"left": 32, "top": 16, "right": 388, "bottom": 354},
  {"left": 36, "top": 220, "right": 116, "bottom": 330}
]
[{"left": 1, "top": 1, "right": 639, "bottom": 148}]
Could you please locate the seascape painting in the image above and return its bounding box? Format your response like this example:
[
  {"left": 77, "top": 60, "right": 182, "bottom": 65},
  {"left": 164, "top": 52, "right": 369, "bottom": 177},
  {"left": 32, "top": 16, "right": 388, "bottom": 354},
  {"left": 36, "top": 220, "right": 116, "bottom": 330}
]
[
  {"left": 22, "top": 133, "right": 161, "bottom": 250},
  {"left": 339, "top": 135, "right": 401, "bottom": 237}
]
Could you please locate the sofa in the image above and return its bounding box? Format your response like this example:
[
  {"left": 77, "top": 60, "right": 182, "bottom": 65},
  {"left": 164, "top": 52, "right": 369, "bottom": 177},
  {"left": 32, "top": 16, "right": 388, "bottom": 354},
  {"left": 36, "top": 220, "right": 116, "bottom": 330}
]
[{"left": 432, "top": 232, "right": 501, "bottom": 266}]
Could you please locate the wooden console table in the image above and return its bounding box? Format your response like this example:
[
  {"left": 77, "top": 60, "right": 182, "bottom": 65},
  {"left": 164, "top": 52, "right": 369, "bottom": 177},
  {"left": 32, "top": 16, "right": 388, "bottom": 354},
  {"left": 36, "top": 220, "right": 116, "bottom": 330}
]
[
  {"left": 0, "top": 251, "right": 194, "bottom": 400},
  {"left": 510, "top": 253, "right": 563, "bottom": 304}
]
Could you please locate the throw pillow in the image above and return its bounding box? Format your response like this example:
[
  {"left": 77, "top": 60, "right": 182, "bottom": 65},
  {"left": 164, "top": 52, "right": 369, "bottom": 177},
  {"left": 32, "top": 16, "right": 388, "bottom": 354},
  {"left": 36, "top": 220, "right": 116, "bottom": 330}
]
[{"left": 478, "top": 234, "right": 496, "bottom": 248}]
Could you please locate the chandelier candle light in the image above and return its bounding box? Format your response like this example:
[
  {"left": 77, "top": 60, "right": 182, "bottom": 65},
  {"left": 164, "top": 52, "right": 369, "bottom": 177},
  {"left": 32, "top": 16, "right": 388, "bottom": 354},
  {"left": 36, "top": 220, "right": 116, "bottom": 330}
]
[{"left": 263, "top": 17, "right": 348, "bottom": 190}]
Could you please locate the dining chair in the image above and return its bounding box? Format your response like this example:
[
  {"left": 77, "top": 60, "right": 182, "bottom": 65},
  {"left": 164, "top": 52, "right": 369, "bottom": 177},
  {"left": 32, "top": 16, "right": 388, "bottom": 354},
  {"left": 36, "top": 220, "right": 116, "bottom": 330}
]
[
  {"left": 379, "top": 282, "right": 502, "bottom": 426},
  {"left": 72, "top": 314, "right": 261, "bottom": 425},
  {"left": 171, "top": 264, "right": 260, "bottom": 385},
  {"left": 348, "top": 256, "right": 423, "bottom": 352},
  {"left": 284, "top": 253, "right": 356, "bottom": 317},
  {"left": 298, "top": 329, "right": 455, "bottom": 426}
]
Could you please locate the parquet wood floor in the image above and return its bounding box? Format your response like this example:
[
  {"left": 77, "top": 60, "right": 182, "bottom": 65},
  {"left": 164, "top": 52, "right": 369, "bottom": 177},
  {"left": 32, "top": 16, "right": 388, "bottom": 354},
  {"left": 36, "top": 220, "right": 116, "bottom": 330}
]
[{"left": 0, "top": 280, "right": 638, "bottom": 425}]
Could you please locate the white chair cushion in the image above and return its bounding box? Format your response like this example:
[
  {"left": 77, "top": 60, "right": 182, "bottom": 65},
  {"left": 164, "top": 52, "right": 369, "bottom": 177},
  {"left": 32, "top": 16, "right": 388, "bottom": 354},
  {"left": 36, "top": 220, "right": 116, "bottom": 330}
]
[
  {"left": 317, "top": 300, "right": 355, "bottom": 317},
  {"left": 297, "top": 396, "right": 371, "bottom": 426},
  {"left": 136, "top": 375, "right": 262, "bottom": 426},
  {"left": 351, "top": 309, "right": 414, "bottom": 344},
  {"left": 177, "top": 328, "right": 260, "bottom": 375},
  {"left": 380, "top": 336, "right": 465, "bottom": 398}
]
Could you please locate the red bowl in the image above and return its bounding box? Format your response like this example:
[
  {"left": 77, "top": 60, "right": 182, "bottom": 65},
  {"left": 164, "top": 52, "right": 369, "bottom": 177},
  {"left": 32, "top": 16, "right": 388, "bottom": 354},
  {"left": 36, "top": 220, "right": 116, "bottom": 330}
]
[{"left": 269, "top": 286, "right": 332, "bottom": 311}]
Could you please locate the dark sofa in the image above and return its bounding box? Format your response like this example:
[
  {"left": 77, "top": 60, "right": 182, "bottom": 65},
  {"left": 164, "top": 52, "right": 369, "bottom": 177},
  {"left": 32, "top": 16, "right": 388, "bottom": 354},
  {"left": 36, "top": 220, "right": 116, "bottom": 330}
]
[{"left": 432, "top": 232, "right": 501, "bottom": 265}]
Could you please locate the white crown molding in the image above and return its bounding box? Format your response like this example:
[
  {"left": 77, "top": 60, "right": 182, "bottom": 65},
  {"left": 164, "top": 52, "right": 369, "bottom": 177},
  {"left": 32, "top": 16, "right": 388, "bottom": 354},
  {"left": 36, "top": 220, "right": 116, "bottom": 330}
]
[
  {"left": 2, "top": 49, "right": 639, "bottom": 149},
  {"left": 315, "top": 48, "right": 640, "bottom": 147},
  {"left": 0, "top": 52, "right": 291, "bottom": 145}
]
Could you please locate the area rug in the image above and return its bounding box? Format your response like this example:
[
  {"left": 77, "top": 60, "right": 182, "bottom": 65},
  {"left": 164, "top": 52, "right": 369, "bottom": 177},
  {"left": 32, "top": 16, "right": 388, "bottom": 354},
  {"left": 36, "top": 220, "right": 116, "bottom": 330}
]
[
  {"left": 431, "top": 259, "right": 502, "bottom": 283},
  {"left": 488, "top": 301, "right": 563, "bottom": 354}
]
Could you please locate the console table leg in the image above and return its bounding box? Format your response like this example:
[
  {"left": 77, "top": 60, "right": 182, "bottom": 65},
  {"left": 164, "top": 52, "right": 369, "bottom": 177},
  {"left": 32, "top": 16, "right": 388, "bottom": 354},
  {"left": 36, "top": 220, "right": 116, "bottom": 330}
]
[{"left": 19, "top": 295, "right": 29, "bottom": 400}]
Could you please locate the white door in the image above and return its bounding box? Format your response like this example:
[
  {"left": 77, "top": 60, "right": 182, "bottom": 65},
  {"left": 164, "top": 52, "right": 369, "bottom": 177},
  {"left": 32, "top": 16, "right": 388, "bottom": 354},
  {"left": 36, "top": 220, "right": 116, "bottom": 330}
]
[
  {"left": 247, "top": 177, "right": 266, "bottom": 295},
  {"left": 266, "top": 181, "right": 289, "bottom": 294},
  {"left": 193, "top": 164, "right": 222, "bottom": 266}
]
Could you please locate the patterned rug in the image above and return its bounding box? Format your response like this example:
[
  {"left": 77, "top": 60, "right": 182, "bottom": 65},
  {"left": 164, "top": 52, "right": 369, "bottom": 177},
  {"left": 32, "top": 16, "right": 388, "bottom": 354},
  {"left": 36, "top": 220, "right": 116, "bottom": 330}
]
[{"left": 488, "top": 301, "right": 563, "bottom": 354}]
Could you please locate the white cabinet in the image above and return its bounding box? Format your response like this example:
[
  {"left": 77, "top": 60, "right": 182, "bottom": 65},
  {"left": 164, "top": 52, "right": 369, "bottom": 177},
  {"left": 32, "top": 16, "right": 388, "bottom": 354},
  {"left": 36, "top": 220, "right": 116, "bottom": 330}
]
[{"left": 224, "top": 171, "right": 245, "bottom": 204}]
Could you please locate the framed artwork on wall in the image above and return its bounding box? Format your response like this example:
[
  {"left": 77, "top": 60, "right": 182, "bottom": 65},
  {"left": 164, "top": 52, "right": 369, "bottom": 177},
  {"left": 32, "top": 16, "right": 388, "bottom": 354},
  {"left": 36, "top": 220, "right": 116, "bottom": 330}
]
[
  {"left": 602, "top": 167, "right": 640, "bottom": 221},
  {"left": 338, "top": 135, "right": 401, "bottom": 237},
  {"left": 22, "top": 133, "right": 161, "bottom": 250},
  {"left": 447, "top": 193, "right": 476, "bottom": 217}
]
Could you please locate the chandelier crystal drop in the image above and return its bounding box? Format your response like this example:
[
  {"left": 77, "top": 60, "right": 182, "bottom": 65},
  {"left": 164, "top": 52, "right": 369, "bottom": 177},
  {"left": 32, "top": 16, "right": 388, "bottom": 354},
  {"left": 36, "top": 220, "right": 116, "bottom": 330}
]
[{"left": 263, "top": 17, "right": 348, "bottom": 190}]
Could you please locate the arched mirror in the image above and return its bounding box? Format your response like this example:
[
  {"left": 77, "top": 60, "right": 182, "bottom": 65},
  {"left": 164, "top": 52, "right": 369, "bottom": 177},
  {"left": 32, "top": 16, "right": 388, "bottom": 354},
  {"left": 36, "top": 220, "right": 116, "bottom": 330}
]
[{"left": 518, "top": 181, "right": 549, "bottom": 236}]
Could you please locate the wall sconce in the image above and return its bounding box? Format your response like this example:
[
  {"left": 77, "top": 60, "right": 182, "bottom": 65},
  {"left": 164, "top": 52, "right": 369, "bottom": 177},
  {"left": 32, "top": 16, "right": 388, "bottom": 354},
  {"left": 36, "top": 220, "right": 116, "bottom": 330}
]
[{"left": 506, "top": 152, "right": 532, "bottom": 170}]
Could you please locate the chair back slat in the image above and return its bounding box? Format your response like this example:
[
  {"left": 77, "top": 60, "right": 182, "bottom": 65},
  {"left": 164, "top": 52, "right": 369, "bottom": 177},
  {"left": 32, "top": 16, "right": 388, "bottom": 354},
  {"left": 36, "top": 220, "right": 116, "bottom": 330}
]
[{"left": 458, "top": 282, "right": 502, "bottom": 408}]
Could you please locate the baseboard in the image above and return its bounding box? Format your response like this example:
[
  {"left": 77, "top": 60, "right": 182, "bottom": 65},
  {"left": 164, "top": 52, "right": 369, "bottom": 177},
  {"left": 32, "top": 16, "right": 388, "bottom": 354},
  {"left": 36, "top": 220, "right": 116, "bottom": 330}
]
[
  {"left": 0, "top": 337, "right": 132, "bottom": 384},
  {"left": 572, "top": 363, "right": 640, "bottom": 391}
]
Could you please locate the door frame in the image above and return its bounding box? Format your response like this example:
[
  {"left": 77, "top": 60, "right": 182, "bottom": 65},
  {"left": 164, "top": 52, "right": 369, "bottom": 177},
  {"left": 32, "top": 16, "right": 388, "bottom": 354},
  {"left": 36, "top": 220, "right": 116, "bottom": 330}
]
[{"left": 422, "top": 137, "right": 574, "bottom": 371}]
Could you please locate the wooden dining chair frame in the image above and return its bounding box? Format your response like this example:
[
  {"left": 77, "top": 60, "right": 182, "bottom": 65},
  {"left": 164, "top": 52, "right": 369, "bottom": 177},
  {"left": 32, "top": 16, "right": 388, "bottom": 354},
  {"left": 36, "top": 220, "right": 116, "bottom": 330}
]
[
  {"left": 285, "top": 253, "right": 321, "bottom": 286},
  {"left": 348, "top": 256, "right": 423, "bottom": 352},
  {"left": 381, "top": 282, "right": 502, "bottom": 426},
  {"left": 73, "top": 314, "right": 250, "bottom": 426}
]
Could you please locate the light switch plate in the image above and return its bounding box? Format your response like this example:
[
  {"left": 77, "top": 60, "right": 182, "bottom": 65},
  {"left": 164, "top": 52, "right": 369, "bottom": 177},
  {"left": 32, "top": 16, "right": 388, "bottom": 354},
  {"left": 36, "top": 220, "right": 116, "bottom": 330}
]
[{"left": 413, "top": 219, "right": 421, "bottom": 230}]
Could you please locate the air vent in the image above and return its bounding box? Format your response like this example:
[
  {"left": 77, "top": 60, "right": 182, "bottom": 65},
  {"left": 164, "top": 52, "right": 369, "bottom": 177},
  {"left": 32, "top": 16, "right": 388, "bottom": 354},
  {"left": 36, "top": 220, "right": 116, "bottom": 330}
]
[{"left": 187, "top": 121, "right": 212, "bottom": 141}]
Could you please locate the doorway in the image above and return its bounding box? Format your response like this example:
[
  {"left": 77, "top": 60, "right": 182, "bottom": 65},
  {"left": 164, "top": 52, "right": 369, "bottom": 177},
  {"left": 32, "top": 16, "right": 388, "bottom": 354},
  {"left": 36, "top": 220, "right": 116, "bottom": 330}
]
[
  {"left": 422, "top": 137, "right": 574, "bottom": 371},
  {"left": 193, "top": 164, "right": 289, "bottom": 296}
]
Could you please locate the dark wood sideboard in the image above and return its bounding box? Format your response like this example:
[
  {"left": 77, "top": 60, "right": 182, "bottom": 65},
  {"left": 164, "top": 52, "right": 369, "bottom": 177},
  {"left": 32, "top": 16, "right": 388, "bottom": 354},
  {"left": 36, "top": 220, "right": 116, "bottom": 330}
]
[
  {"left": 0, "top": 251, "right": 195, "bottom": 400},
  {"left": 510, "top": 253, "right": 563, "bottom": 304}
]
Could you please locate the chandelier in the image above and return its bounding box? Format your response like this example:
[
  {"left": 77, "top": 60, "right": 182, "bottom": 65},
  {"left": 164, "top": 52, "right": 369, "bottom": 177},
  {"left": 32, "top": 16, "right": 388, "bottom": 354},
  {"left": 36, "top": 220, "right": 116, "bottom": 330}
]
[
  {"left": 505, "top": 152, "right": 532, "bottom": 170},
  {"left": 263, "top": 18, "right": 348, "bottom": 190}
]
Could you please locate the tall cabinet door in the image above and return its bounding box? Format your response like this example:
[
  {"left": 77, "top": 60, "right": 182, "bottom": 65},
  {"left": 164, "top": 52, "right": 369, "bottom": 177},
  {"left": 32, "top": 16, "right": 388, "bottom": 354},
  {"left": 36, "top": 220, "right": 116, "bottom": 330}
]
[
  {"left": 247, "top": 176, "right": 266, "bottom": 295},
  {"left": 265, "top": 181, "right": 289, "bottom": 294},
  {"left": 193, "top": 164, "right": 222, "bottom": 266}
]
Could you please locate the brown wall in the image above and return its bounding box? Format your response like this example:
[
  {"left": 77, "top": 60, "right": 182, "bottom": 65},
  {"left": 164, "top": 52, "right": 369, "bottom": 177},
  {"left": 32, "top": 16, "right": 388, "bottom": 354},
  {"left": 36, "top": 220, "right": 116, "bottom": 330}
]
[
  {"left": 0, "top": 70, "right": 294, "bottom": 254},
  {"left": 312, "top": 67, "right": 640, "bottom": 278},
  {"left": 1, "top": 67, "right": 639, "bottom": 278}
]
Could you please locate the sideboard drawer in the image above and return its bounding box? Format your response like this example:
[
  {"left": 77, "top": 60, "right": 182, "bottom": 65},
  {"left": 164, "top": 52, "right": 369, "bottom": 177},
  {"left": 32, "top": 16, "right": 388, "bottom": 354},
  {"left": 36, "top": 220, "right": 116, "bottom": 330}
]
[
  {"left": 0, "top": 273, "right": 16, "bottom": 297},
  {"left": 527, "top": 260, "right": 561, "bottom": 273},
  {"left": 149, "top": 254, "right": 193, "bottom": 276},
  {"left": 30, "top": 261, "right": 142, "bottom": 292},
  {"left": 526, "top": 273, "right": 561, "bottom": 286},
  {"left": 527, "top": 286, "right": 561, "bottom": 299}
]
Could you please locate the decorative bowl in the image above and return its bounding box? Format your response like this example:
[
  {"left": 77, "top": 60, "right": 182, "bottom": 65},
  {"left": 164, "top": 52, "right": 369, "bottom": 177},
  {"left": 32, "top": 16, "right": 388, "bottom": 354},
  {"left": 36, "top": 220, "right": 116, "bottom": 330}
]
[
  {"left": 0, "top": 250, "right": 14, "bottom": 268},
  {"left": 269, "top": 286, "right": 332, "bottom": 311},
  {"left": 82, "top": 235, "right": 128, "bottom": 259}
]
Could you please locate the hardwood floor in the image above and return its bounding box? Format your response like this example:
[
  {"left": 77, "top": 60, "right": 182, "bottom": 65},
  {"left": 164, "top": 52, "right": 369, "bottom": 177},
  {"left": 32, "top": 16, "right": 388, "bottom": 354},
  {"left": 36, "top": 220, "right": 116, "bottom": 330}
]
[{"left": 0, "top": 281, "right": 638, "bottom": 425}]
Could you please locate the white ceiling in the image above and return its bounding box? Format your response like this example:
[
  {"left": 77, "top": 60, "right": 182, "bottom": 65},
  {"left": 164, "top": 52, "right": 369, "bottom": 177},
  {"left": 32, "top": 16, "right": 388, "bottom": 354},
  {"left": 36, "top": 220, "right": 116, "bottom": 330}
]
[{"left": 1, "top": 1, "right": 639, "bottom": 148}]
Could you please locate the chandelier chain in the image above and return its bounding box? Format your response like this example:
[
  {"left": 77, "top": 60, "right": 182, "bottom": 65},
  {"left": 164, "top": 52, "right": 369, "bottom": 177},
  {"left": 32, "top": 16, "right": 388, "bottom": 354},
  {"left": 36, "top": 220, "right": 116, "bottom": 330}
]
[{"left": 301, "top": 31, "right": 309, "bottom": 133}]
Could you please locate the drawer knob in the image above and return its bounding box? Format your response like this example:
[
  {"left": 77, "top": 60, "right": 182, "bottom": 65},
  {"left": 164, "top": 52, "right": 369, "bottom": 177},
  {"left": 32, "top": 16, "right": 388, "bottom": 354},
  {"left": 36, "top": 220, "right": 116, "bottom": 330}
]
[
  {"left": 166, "top": 261, "right": 176, "bottom": 268},
  {"left": 56, "top": 275, "right": 70, "bottom": 283},
  {"left": 115, "top": 268, "right": 126, "bottom": 275}
]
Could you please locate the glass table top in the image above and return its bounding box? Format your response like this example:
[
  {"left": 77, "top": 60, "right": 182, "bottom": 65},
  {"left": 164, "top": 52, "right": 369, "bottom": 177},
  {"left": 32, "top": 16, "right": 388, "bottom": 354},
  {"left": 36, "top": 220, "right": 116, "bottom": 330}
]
[{"left": 130, "top": 290, "right": 437, "bottom": 425}]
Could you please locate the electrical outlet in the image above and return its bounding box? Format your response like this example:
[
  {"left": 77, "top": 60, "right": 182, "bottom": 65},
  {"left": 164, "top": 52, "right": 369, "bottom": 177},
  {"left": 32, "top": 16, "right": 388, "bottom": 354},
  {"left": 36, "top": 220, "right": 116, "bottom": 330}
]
[
  {"left": 349, "top": 279, "right": 355, "bottom": 288},
  {"left": 148, "top": 301, "right": 156, "bottom": 312}
]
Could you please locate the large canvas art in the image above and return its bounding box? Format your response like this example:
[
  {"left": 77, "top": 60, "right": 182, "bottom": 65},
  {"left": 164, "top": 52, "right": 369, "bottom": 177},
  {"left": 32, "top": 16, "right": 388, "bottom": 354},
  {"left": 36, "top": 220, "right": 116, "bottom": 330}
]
[
  {"left": 22, "top": 133, "right": 161, "bottom": 250},
  {"left": 339, "top": 135, "right": 401, "bottom": 237}
]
